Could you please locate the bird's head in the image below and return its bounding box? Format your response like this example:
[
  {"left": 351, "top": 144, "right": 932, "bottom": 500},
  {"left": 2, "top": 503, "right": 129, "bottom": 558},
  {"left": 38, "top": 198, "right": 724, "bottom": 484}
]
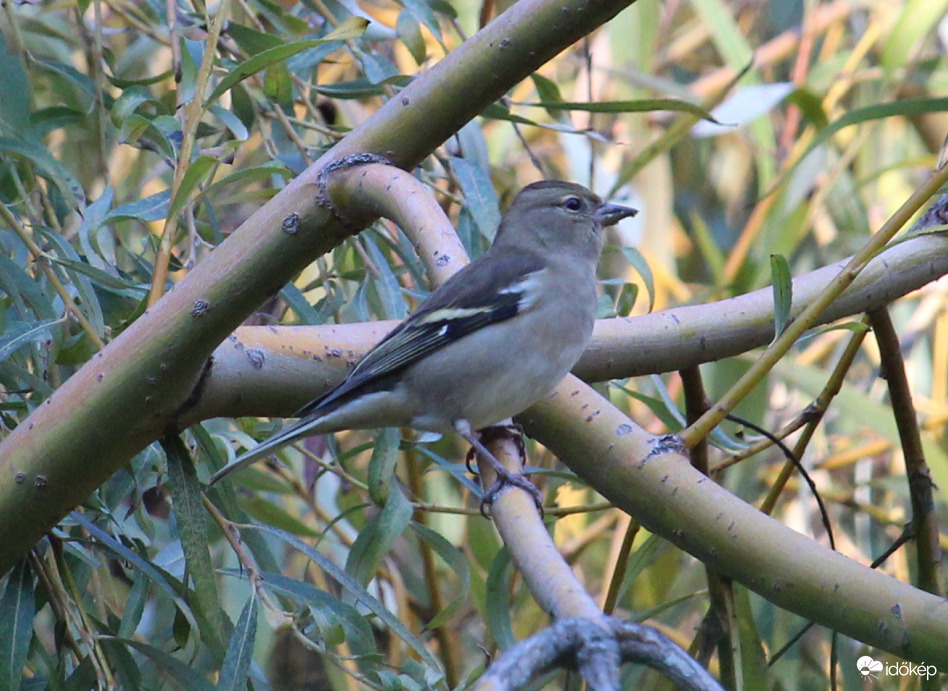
[{"left": 494, "top": 180, "right": 637, "bottom": 258}]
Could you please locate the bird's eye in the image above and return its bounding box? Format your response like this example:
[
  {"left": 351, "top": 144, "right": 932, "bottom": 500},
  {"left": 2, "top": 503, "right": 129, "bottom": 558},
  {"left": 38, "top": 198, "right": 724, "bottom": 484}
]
[{"left": 563, "top": 197, "right": 582, "bottom": 211}]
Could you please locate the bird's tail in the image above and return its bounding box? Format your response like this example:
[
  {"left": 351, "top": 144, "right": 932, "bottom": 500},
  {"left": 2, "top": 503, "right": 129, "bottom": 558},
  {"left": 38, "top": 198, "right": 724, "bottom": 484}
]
[{"left": 208, "top": 415, "right": 327, "bottom": 485}]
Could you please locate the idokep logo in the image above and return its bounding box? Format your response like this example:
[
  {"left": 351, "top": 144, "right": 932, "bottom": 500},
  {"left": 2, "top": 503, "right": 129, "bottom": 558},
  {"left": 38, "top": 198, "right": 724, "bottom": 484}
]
[
  {"left": 857, "top": 655, "right": 938, "bottom": 681},
  {"left": 857, "top": 656, "right": 883, "bottom": 678}
]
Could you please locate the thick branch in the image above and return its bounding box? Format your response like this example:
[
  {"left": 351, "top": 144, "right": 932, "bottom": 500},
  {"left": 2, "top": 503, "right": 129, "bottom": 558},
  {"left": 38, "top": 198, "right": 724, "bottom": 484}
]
[
  {"left": 517, "top": 379, "right": 948, "bottom": 667},
  {"left": 183, "top": 231, "right": 948, "bottom": 422}
]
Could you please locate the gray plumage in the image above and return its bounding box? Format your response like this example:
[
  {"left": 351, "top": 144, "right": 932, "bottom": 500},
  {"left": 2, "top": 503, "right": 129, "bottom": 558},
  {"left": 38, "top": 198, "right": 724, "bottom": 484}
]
[{"left": 210, "top": 180, "right": 636, "bottom": 486}]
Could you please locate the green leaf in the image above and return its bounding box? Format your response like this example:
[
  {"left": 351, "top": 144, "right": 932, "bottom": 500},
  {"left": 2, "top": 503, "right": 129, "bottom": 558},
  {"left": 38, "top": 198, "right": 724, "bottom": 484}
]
[
  {"left": 0, "top": 319, "right": 58, "bottom": 364},
  {"left": 0, "top": 32, "right": 31, "bottom": 135},
  {"left": 105, "top": 69, "right": 175, "bottom": 89},
  {"left": 480, "top": 102, "right": 540, "bottom": 126},
  {"left": 37, "top": 227, "right": 106, "bottom": 336},
  {"left": 363, "top": 54, "right": 400, "bottom": 84},
  {"left": 36, "top": 58, "right": 97, "bottom": 99},
  {"left": 198, "top": 161, "right": 291, "bottom": 202},
  {"left": 0, "top": 254, "right": 59, "bottom": 325},
  {"left": 104, "top": 638, "right": 216, "bottom": 691},
  {"left": 207, "top": 104, "right": 249, "bottom": 142},
  {"left": 367, "top": 427, "right": 401, "bottom": 505},
  {"left": 790, "top": 98, "right": 948, "bottom": 183},
  {"left": 485, "top": 549, "right": 515, "bottom": 650},
  {"left": 734, "top": 585, "right": 769, "bottom": 689},
  {"left": 28, "top": 106, "right": 85, "bottom": 139},
  {"left": 164, "top": 436, "right": 225, "bottom": 655},
  {"left": 168, "top": 155, "right": 218, "bottom": 223},
  {"left": 117, "top": 113, "right": 178, "bottom": 158},
  {"left": 396, "top": 12, "right": 426, "bottom": 64},
  {"left": 117, "top": 577, "right": 149, "bottom": 640},
  {"left": 524, "top": 98, "right": 719, "bottom": 123},
  {"left": 239, "top": 494, "right": 321, "bottom": 538},
  {"left": 346, "top": 484, "right": 413, "bottom": 586},
  {"left": 785, "top": 87, "right": 829, "bottom": 130},
  {"left": 226, "top": 22, "right": 284, "bottom": 55},
  {"left": 264, "top": 61, "right": 293, "bottom": 110},
  {"left": 228, "top": 569, "right": 376, "bottom": 653},
  {"left": 110, "top": 85, "right": 165, "bottom": 123},
  {"left": 411, "top": 523, "right": 470, "bottom": 631},
  {"left": 315, "top": 78, "right": 387, "bottom": 99},
  {"left": 68, "top": 512, "right": 200, "bottom": 638},
  {"left": 280, "top": 282, "right": 323, "bottom": 324},
  {"left": 529, "top": 73, "right": 568, "bottom": 122},
  {"left": 63, "top": 656, "right": 98, "bottom": 691},
  {"left": 76, "top": 188, "right": 116, "bottom": 271},
  {"left": 0, "top": 136, "right": 85, "bottom": 210},
  {"left": 364, "top": 234, "right": 408, "bottom": 320},
  {"left": 248, "top": 524, "right": 443, "bottom": 676},
  {"left": 615, "top": 246, "right": 655, "bottom": 313},
  {"left": 217, "top": 593, "right": 257, "bottom": 691},
  {"left": 400, "top": 0, "right": 444, "bottom": 38},
  {"left": 770, "top": 254, "right": 792, "bottom": 341},
  {"left": 98, "top": 640, "right": 143, "bottom": 690},
  {"left": 0, "top": 560, "right": 35, "bottom": 691},
  {"left": 46, "top": 257, "right": 147, "bottom": 297},
  {"left": 106, "top": 189, "right": 172, "bottom": 223},
  {"left": 612, "top": 533, "right": 667, "bottom": 606},
  {"left": 881, "top": 0, "right": 948, "bottom": 72},
  {"left": 205, "top": 18, "right": 369, "bottom": 105},
  {"left": 452, "top": 157, "right": 500, "bottom": 239}
]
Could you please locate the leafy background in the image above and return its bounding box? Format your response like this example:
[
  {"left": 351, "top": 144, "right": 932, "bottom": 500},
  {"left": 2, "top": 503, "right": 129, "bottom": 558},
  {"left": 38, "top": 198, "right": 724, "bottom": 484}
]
[{"left": 2, "top": 0, "right": 948, "bottom": 688}]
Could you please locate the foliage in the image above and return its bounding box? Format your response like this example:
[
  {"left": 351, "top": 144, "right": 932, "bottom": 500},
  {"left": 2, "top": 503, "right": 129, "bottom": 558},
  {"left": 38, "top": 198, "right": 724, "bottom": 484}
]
[{"left": 1, "top": 0, "right": 948, "bottom": 689}]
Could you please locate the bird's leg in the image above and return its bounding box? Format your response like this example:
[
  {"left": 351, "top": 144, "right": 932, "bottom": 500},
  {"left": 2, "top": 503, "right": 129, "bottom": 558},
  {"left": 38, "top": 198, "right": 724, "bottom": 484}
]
[
  {"left": 463, "top": 422, "right": 525, "bottom": 473},
  {"left": 455, "top": 420, "right": 543, "bottom": 515}
]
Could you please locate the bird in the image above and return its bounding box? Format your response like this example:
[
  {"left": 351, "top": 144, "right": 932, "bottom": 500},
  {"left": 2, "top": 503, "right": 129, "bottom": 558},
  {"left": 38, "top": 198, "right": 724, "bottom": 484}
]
[{"left": 210, "top": 180, "right": 637, "bottom": 504}]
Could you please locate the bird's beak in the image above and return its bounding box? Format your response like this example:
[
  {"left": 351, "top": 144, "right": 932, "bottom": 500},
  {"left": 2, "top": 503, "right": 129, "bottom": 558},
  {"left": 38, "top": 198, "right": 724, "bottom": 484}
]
[{"left": 595, "top": 202, "right": 638, "bottom": 226}]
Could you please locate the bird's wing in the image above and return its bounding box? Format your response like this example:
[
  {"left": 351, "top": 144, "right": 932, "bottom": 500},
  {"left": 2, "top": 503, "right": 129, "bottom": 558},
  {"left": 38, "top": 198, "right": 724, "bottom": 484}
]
[
  {"left": 209, "top": 252, "right": 546, "bottom": 486},
  {"left": 296, "top": 251, "right": 546, "bottom": 416}
]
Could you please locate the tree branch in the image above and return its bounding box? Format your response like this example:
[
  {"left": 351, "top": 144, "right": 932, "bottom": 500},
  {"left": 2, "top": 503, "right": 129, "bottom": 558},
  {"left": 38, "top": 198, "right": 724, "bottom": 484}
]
[
  {"left": 183, "top": 230, "right": 948, "bottom": 422},
  {"left": 517, "top": 378, "right": 948, "bottom": 667}
]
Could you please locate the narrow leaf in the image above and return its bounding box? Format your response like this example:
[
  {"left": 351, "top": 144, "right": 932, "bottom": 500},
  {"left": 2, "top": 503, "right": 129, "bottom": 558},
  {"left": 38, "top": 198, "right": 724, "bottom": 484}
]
[
  {"left": 367, "top": 427, "right": 400, "bottom": 505},
  {"left": 164, "top": 436, "right": 225, "bottom": 654},
  {"left": 0, "top": 560, "right": 35, "bottom": 691},
  {"left": 104, "top": 638, "right": 216, "bottom": 691},
  {"left": 734, "top": 585, "right": 769, "bottom": 689},
  {"left": 346, "top": 483, "right": 413, "bottom": 586},
  {"left": 412, "top": 523, "right": 470, "bottom": 631},
  {"left": 525, "top": 98, "right": 719, "bottom": 123},
  {"left": 0, "top": 319, "right": 58, "bottom": 364},
  {"left": 168, "top": 155, "right": 218, "bottom": 223},
  {"left": 217, "top": 593, "right": 257, "bottom": 691},
  {"left": 247, "top": 524, "right": 444, "bottom": 675},
  {"left": 770, "top": 254, "right": 792, "bottom": 340},
  {"left": 106, "top": 189, "right": 172, "bottom": 223},
  {"left": 205, "top": 18, "right": 368, "bottom": 105},
  {"left": 452, "top": 157, "right": 501, "bottom": 239},
  {"left": 485, "top": 549, "right": 515, "bottom": 650},
  {"left": 616, "top": 246, "right": 655, "bottom": 313},
  {"left": 0, "top": 136, "right": 85, "bottom": 209},
  {"left": 0, "top": 31, "right": 31, "bottom": 133}
]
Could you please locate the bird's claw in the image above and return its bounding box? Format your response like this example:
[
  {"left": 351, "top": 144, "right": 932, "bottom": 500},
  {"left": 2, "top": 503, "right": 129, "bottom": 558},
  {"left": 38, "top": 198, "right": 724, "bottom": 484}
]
[{"left": 479, "top": 467, "right": 545, "bottom": 518}]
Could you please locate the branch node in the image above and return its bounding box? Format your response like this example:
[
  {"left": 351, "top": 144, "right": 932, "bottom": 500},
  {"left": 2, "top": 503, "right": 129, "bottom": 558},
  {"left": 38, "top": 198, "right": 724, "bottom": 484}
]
[{"left": 315, "top": 153, "right": 398, "bottom": 231}]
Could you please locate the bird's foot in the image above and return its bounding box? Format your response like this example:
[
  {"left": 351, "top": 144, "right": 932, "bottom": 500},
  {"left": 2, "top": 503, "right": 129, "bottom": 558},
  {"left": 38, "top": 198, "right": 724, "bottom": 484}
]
[
  {"left": 463, "top": 424, "right": 543, "bottom": 517},
  {"left": 479, "top": 460, "right": 544, "bottom": 518}
]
